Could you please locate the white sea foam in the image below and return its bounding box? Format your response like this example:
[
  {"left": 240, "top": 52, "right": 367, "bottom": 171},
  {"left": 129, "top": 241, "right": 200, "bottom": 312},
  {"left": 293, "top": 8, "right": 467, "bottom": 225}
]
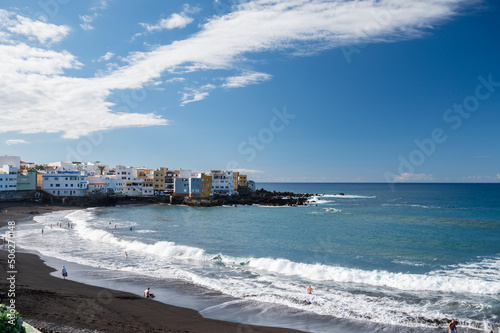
[
  {"left": 38, "top": 210, "right": 500, "bottom": 297},
  {"left": 309, "top": 207, "right": 342, "bottom": 214},
  {"left": 307, "top": 194, "right": 375, "bottom": 205},
  {"left": 14, "top": 208, "right": 499, "bottom": 332},
  {"left": 245, "top": 257, "right": 500, "bottom": 295},
  {"left": 320, "top": 194, "right": 376, "bottom": 199}
]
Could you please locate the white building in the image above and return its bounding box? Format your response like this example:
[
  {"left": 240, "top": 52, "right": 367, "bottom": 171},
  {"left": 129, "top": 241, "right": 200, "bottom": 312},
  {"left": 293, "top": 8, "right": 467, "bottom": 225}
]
[
  {"left": 122, "top": 179, "right": 143, "bottom": 196},
  {"left": 0, "top": 165, "right": 17, "bottom": 191},
  {"left": 104, "top": 176, "right": 125, "bottom": 195},
  {"left": 141, "top": 180, "right": 154, "bottom": 196},
  {"left": 88, "top": 177, "right": 108, "bottom": 194},
  {"left": 176, "top": 169, "right": 193, "bottom": 179},
  {"left": 0, "top": 156, "right": 20, "bottom": 169},
  {"left": 42, "top": 170, "right": 88, "bottom": 196},
  {"left": 48, "top": 161, "right": 77, "bottom": 171},
  {"left": 115, "top": 165, "right": 138, "bottom": 181},
  {"left": 80, "top": 162, "right": 109, "bottom": 176},
  {"left": 210, "top": 170, "right": 234, "bottom": 196}
]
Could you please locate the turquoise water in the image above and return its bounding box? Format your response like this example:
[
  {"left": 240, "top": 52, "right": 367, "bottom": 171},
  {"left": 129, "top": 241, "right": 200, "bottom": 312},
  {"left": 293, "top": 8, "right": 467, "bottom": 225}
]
[{"left": 11, "top": 183, "right": 500, "bottom": 332}]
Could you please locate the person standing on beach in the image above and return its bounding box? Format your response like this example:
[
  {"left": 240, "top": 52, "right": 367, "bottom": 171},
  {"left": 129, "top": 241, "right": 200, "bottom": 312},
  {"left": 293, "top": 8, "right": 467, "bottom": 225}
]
[
  {"left": 448, "top": 319, "right": 457, "bottom": 333},
  {"left": 62, "top": 266, "right": 68, "bottom": 280},
  {"left": 307, "top": 285, "right": 312, "bottom": 294},
  {"left": 144, "top": 287, "right": 150, "bottom": 298}
]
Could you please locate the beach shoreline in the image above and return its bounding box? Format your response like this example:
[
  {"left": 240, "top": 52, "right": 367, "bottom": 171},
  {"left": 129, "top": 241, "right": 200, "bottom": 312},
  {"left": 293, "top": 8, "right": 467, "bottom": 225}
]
[{"left": 0, "top": 202, "right": 305, "bottom": 333}]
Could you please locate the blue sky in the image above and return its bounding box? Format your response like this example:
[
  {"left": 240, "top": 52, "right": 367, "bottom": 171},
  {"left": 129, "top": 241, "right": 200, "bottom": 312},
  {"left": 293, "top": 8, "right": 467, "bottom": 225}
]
[{"left": 0, "top": 0, "right": 499, "bottom": 182}]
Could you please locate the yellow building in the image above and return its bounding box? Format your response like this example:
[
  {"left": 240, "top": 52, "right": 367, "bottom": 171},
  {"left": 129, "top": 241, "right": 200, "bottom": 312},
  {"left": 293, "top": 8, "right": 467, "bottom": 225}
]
[
  {"left": 154, "top": 167, "right": 168, "bottom": 194},
  {"left": 233, "top": 172, "right": 239, "bottom": 191},
  {"left": 238, "top": 174, "right": 248, "bottom": 187},
  {"left": 36, "top": 172, "right": 43, "bottom": 190},
  {"left": 233, "top": 172, "right": 248, "bottom": 190},
  {"left": 137, "top": 168, "right": 153, "bottom": 179},
  {"left": 200, "top": 173, "right": 212, "bottom": 197}
]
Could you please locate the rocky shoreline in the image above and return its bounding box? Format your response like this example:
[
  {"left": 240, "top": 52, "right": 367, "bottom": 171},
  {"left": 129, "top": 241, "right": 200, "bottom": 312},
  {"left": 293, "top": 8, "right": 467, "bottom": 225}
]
[{"left": 24, "top": 188, "right": 316, "bottom": 208}]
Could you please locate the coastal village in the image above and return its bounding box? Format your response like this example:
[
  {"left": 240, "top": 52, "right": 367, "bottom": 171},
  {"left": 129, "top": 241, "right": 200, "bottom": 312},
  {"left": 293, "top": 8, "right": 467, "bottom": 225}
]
[{"left": 0, "top": 155, "right": 257, "bottom": 200}]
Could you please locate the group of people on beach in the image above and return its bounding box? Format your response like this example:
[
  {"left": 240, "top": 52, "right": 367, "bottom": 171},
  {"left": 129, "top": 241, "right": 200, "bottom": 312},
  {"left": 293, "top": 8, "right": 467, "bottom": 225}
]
[{"left": 43, "top": 222, "right": 73, "bottom": 234}]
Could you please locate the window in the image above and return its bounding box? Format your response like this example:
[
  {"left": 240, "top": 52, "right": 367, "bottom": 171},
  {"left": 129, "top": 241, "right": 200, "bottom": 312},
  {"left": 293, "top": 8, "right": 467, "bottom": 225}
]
[
  {"left": 54, "top": 177, "right": 59, "bottom": 180},
  {"left": 65, "top": 184, "right": 68, "bottom": 187},
  {"left": 56, "top": 184, "right": 60, "bottom": 187},
  {"left": 50, "top": 184, "right": 53, "bottom": 187},
  {"left": 71, "top": 184, "right": 74, "bottom": 187}
]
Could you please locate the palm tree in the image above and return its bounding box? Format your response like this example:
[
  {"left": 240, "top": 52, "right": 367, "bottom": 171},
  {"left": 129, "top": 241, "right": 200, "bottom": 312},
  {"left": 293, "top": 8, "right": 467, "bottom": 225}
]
[{"left": 98, "top": 165, "right": 106, "bottom": 175}]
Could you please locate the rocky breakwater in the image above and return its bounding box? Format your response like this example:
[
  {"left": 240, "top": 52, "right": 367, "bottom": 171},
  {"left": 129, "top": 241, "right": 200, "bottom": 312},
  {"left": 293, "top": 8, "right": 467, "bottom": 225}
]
[{"left": 181, "top": 187, "right": 313, "bottom": 207}]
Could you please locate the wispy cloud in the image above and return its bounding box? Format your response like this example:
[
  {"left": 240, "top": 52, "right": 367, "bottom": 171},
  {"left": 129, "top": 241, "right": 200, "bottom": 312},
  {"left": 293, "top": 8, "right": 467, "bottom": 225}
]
[
  {"left": 165, "top": 77, "right": 186, "bottom": 84},
  {"left": 5, "top": 139, "right": 29, "bottom": 145},
  {"left": 91, "top": 0, "right": 111, "bottom": 11},
  {"left": 137, "top": 4, "right": 200, "bottom": 38},
  {"left": 180, "top": 84, "right": 216, "bottom": 106},
  {"left": 223, "top": 71, "right": 272, "bottom": 88},
  {"left": 96, "top": 51, "right": 115, "bottom": 62},
  {"left": 141, "top": 13, "right": 193, "bottom": 32},
  {"left": 0, "top": 0, "right": 473, "bottom": 138},
  {"left": 233, "top": 168, "right": 264, "bottom": 174},
  {"left": 80, "top": 0, "right": 112, "bottom": 30},
  {"left": 460, "top": 174, "right": 499, "bottom": 182},
  {"left": 79, "top": 13, "right": 98, "bottom": 31},
  {"left": 101, "top": 0, "right": 472, "bottom": 103},
  {"left": 393, "top": 173, "right": 435, "bottom": 182}
]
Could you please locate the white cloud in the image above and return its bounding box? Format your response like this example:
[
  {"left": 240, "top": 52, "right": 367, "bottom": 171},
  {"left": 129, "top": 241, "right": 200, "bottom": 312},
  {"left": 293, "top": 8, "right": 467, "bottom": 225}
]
[
  {"left": 0, "top": 1, "right": 473, "bottom": 138},
  {"left": 165, "top": 77, "right": 186, "bottom": 84},
  {"left": 80, "top": 15, "right": 95, "bottom": 23},
  {"left": 394, "top": 173, "right": 435, "bottom": 182},
  {"left": 79, "top": 13, "right": 99, "bottom": 31},
  {"left": 233, "top": 169, "right": 264, "bottom": 174},
  {"left": 91, "top": 0, "right": 111, "bottom": 11},
  {"left": 180, "top": 84, "right": 216, "bottom": 106},
  {"left": 223, "top": 71, "right": 272, "bottom": 88},
  {"left": 0, "top": 9, "right": 70, "bottom": 45},
  {"left": 5, "top": 139, "right": 29, "bottom": 145},
  {"left": 97, "top": 52, "right": 115, "bottom": 62},
  {"left": 141, "top": 13, "right": 194, "bottom": 32},
  {"left": 80, "top": 23, "right": 95, "bottom": 31},
  {"left": 0, "top": 14, "right": 167, "bottom": 139},
  {"left": 100, "top": 0, "right": 472, "bottom": 100},
  {"left": 138, "top": 4, "right": 200, "bottom": 35},
  {"left": 461, "top": 175, "right": 498, "bottom": 182},
  {"left": 497, "top": 174, "right": 500, "bottom": 180}
]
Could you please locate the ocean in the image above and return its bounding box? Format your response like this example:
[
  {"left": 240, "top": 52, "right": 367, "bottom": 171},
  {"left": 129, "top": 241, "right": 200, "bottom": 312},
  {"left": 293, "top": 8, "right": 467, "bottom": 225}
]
[{"left": 9, "top": 183, "right": 500, "bottom": 332}]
